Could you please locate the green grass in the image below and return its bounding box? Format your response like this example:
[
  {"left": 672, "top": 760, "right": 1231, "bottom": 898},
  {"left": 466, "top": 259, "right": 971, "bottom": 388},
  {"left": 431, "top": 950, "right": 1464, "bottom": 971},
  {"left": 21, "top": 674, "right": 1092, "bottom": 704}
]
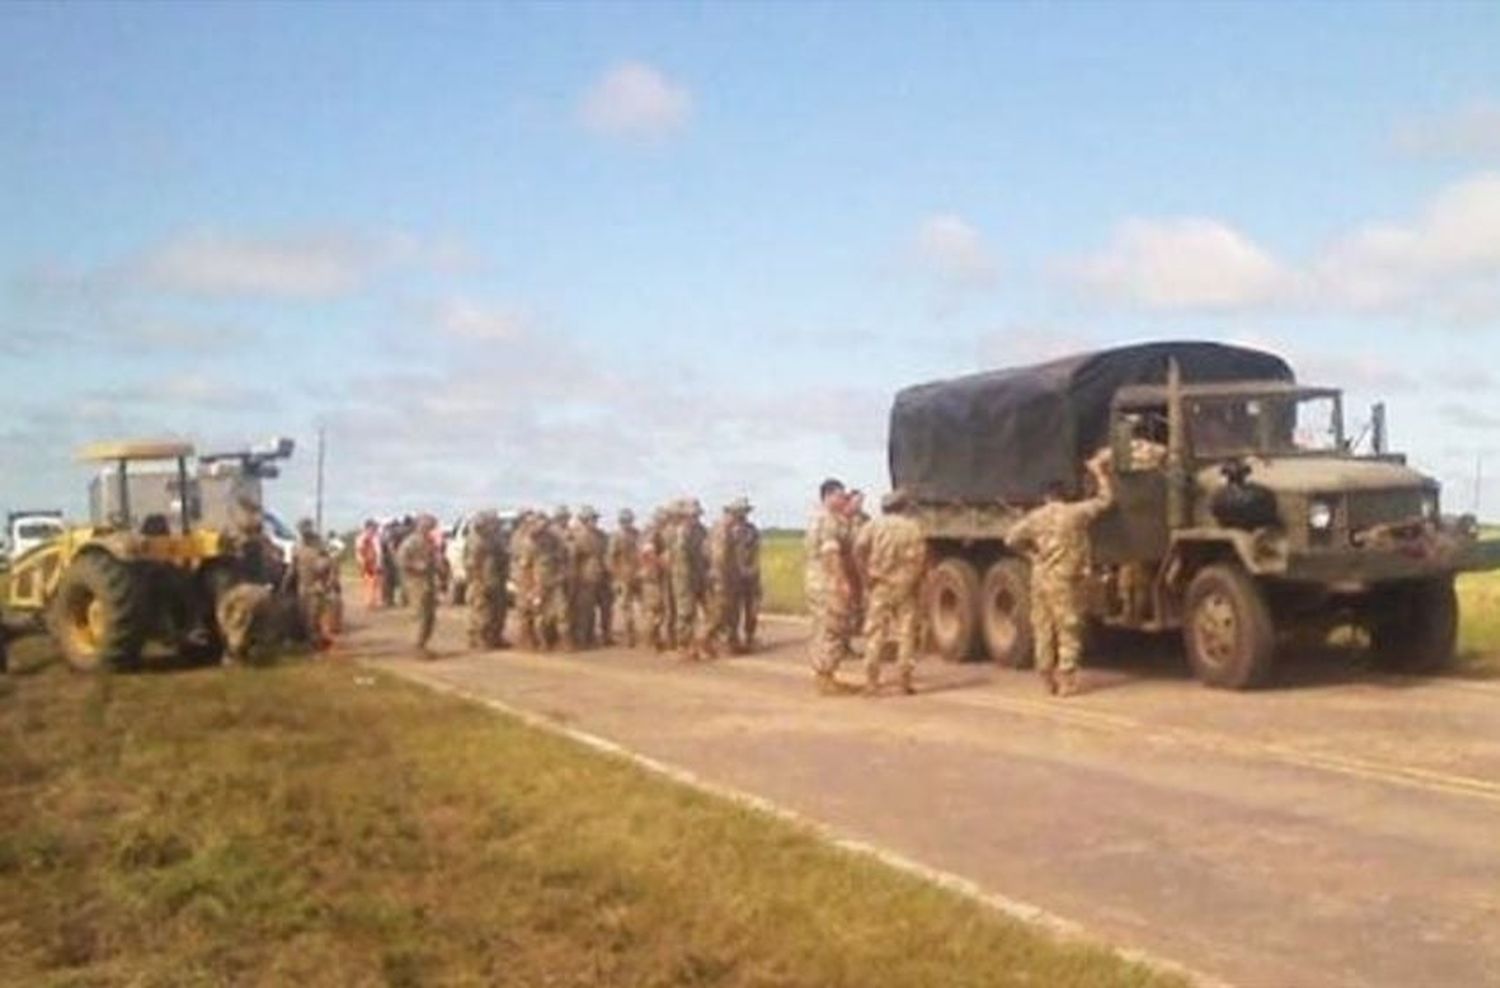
[
  {"left": 0, "top": 642, "right": 1185, "bottom": 988},
  {"left": 760, "top": 531, "right": 806, "bottom": 615},
  {"left": 1456, "top": 568, "right": 1500, "bottom": 677}
]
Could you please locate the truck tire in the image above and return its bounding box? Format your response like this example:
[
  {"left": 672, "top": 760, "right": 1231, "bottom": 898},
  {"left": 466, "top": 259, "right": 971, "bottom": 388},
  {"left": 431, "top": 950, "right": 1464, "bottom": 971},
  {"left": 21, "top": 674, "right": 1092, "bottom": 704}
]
[
  {"left": 1370, "top": 578, "right": 1457, "bottom": 674},
  {"left": 1182, "top": 564, "right": 1275, "bottom": 689},
  {"left": 926, "top": 557, "right": 982, "bottom": 662},
  {"left": 980, "top": 558, "right": 1033, "bottom": 668},
  {"left": 48, "top": 552, "right": 147, "bottom": 672}
]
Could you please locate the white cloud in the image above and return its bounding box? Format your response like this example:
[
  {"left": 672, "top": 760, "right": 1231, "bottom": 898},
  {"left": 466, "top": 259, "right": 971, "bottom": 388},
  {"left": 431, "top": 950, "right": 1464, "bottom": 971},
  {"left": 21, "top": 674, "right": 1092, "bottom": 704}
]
[
  {"left": 1311, "top": 172, "right": 1500, "bottom": 316},
  {"left": 131, "top": 231, "right": 369, "bottom": 299},
  {"left": 1071, "top": 217, "right": 1289, "bottom": 310},
  {"left": 914, "top": 214, "right": 1000, "bottom": 288},
  {"left": 1393, "top": 103, "right": 1500, "bottom": 160},
  {"left": 578, "top": 61, "right": 693, "bottom": 140},
  {"left": 431, "top": 297, "right": 530, "bottom": 342}
]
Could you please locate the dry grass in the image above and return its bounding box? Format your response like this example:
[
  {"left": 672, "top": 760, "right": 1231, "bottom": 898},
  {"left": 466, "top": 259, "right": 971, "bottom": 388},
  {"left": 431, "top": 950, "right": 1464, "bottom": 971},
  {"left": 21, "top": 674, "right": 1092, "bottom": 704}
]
[{"left": 0, "top": 642, "right": 1185, "bottom": 988}]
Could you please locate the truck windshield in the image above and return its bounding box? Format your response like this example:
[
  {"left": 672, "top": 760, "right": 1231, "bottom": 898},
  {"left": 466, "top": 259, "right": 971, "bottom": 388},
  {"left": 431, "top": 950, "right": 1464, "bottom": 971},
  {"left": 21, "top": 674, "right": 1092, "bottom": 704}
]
[{"left": 1187, "top": 394, "right": 1343, "bottom": 459}]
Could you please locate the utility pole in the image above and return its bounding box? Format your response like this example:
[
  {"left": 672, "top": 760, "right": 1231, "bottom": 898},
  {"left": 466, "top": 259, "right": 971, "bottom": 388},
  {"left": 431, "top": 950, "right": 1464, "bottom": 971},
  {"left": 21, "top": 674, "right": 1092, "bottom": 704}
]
[{"left": 315, "top": 426, "right": 326, "bottom": 535}]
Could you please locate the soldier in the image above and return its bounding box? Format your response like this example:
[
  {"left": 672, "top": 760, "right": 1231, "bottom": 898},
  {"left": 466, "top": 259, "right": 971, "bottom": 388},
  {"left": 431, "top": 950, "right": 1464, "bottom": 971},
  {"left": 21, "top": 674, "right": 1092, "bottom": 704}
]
[
  {"left": 464, "top": 510, "right": 509, "bottom": 649},
  {"left": 843, "top": 489, "right": 873, "bottom": 643},
  {"left": 569, "top": 506, "right": 610, "bottom": 648},
  {"left": 216, "top": 582, "right": 273, "bottom": 665},
  {"left": 639, "top": 508, "right": 671, "bottom": 651},
  {"left": 224, "top": 495, "right": 281, "bottom": 585},
  {"left": 509, "top": 511, "right": 539, "bottom": 649},
  {"left": 283, "top": 518, "right": 336, "bottom": 650},
  {"left": 703, "top": 503, "right": 736, "bottom": 657},
  {"left": 806, "top": 478, "right": 859, "bottom": 694},
  {"left": 397, "top": 514, "right": 442, "bottom": 658},
  {"left": 668, "top": 499, "right": 710, "bottom": 660},
  {"left": 855, "top": 489, "right": 929, "bottom": 695},
  {"left": 535, "top": 508, "right": 573, "bottom": 651},
  {"left": 607, "top": 508, "right": 643, "bottom": 647},
  {"left": 727, "top": 497, "right": 762, "bottom": 653},
  {"left": 1004, "top": 451, "right": 1115, "bottom": 697}
]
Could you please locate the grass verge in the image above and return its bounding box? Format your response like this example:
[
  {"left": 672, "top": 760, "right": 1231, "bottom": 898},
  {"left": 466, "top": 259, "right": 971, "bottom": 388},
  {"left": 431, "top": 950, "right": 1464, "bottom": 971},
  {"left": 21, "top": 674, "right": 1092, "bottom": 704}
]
[{"left": 1, "top": 645, "right": 1186, "bottom": 988}]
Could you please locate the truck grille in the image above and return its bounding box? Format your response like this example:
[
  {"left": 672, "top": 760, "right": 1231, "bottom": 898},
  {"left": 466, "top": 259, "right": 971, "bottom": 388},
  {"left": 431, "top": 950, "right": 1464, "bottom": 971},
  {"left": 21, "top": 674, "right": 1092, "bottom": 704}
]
[{"left": 1346, "top": 489, "right": 1424, "bottom": 531}]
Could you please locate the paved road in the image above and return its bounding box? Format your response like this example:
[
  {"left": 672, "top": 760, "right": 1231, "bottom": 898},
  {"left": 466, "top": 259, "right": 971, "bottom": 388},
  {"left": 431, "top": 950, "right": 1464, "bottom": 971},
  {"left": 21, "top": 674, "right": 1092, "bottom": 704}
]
[{"left": 349, "top": 608, "right": 1500, "bottom": 988}]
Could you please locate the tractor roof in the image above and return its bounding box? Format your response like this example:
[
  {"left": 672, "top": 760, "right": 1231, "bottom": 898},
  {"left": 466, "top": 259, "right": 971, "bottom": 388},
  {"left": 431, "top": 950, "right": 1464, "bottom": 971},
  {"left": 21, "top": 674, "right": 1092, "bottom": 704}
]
[{"left": 77, "top": 440, "right": 196, "bottom": 463}]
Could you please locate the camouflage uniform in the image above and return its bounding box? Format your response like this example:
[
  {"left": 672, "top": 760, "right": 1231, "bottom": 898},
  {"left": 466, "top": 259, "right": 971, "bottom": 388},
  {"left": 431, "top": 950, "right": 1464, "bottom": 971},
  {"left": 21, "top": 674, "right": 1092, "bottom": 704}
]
[
  {"left": 397, "top": 516, "right": 442, "bottom": 655},
  {"left": 703, "top": 511, "right": 735, "bottom": 656},
  {"left": 805, "top": 501, "right": 854, "bottom": 680},
  {"left": 855, "top": 494, "right": 928, "bottom": 693},
  {"left": 667, "top": 500, "right": 710, "bottom": 659},
  {"left": 216, "top": 582, "right": 272, "bottom": 664},
  {"left": 225, "top": 496, "right": 281, "bottom": 585},
  {"left": 509, "top": 514, "right": 539, "bottom": 648},
  {"left": 1005, "top": 457, "right": 1114, "bottom": 693},
  {"left": 287, "top": 520, "right": 335, "bottom": 648},
  {"left": 464, "top": 512, "right": 509, "bottom": 649},
  {"left": 726, "top": 499, "right": 761, "bottom": 652},
  {"left": 535, "top": 510, "right": 573, "bottom": 650},
  {"left": 607, "top": 511, "right": 642, "bottom": 647},
  {"left": 639, "top": 512, "right": 671, "bottom": 651},
  {"left": 569, "top": 507, "right": 610, "bottom": 648}
]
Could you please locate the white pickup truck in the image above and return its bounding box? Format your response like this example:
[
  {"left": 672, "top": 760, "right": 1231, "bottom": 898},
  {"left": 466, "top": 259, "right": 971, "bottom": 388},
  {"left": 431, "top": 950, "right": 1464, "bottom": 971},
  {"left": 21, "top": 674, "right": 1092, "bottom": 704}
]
[{"left": 4, "top": 511, "right": 65, "bottom": 564}]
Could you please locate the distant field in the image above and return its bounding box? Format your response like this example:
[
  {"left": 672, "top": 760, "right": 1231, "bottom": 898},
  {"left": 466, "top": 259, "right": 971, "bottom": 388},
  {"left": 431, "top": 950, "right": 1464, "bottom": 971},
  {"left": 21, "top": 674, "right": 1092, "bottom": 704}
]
[
  {"left": 760, "top": 530, "right": 806, "bottom": 615},
  {"left": 0, "top": 643, "right": 1181, "bottom": 988}
]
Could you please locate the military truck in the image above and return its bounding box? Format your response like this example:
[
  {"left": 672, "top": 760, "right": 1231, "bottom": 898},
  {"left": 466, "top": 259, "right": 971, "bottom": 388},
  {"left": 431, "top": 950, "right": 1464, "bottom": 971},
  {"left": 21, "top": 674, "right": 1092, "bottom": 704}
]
[{"left": 892, "top": 341, "right": 1491, "bottom": 689}]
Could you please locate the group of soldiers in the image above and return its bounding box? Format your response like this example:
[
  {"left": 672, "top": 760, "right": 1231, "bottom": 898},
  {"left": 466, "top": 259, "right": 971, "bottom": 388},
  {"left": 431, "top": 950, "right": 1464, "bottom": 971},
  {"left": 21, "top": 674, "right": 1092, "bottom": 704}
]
[
  {"left": 217, "top": 498, "right": 342, "bottom": 662},
  {"left": 399, "top": 498, "right": 763, "bottom": 663}
]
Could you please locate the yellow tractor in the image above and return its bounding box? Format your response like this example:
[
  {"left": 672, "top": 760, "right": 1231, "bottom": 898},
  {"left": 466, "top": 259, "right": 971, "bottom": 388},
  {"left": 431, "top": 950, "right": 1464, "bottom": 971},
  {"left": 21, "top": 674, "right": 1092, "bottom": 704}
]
[{"left": 4, "top": 440, "right": 239, "bottom": 671}]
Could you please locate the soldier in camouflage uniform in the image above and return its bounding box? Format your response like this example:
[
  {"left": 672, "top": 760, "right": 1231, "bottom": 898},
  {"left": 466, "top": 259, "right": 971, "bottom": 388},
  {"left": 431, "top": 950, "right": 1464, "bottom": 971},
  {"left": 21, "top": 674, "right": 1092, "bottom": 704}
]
[
  {"left": 725, "top": 497, "right": 761, "bottom": 653},
  {"left": 284, "top": 518, "right": 336, "bottom": 649},
  {"left": 216, "top": 582, "right": 273, "bottom": 665},
  {"left": 806, "top": 478, "right": 859, "bottom": 694},
  {"left": 1004, "top": 451, "right": 1115, "bottom": 696},
  {"left": 536, "top": 508, "right": 573, "bottom": 651},
  {"left": 569, "top": 506, "right": 610, "bottom": 648},
  {"left": 668, "top": 499, "right": 710, "bottom": 660},
  {"left": 464, "top": 510, "right": 509, "bottom": 650},
  {"left": 702, "top": 504, "right": 736, "bottom": 657},
  {"left": 607, "top": 509, "right": 643, "bottom": 647},
  {"left": 639, "top": 508, "right": 671, "bottom": 651},
  {"left": 224, "top": 495, "right": 282, "bottom": 585},
  {"left": 508, "top": 512, "right": 538, "bottom": 649},
  {"left": 854, "top": 489, "right": 928, "bottom": 695},
  {"left": 397, "top": 514, "right": 442, "bottom": 658}
]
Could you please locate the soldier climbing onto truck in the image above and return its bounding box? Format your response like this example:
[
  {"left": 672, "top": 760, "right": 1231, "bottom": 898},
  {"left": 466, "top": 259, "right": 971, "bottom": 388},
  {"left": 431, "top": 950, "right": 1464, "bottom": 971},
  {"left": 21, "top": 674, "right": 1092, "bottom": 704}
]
[{"left": 1004, "top": 449, "right": 1114, "bottom": 697}]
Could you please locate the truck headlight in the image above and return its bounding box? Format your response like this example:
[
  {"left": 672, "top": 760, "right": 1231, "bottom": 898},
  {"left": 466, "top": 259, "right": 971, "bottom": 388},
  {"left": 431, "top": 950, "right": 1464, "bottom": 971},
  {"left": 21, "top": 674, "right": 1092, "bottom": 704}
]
[{"left": 1309, "top": 500, "right": 1335, "bottom": 531}]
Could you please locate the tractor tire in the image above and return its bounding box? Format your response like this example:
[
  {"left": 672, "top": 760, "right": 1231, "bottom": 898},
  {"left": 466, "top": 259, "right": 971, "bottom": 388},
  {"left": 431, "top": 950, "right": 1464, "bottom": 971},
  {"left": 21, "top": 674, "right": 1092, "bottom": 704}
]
[
  {"left": 926, "top": 557, "right": 982, "bottom": 662},
  {"left": 1370, "top": 578, "right": 1457, "bottom": 674},
  {"left": 48, "top": 552, "right": 147, "bottom": 672},
  {"left": 1183, "top": 564, "right": 1275, "bottom": 690},
  {"left": 980, "top": 558, "right": 1033, "bottom": 668}
]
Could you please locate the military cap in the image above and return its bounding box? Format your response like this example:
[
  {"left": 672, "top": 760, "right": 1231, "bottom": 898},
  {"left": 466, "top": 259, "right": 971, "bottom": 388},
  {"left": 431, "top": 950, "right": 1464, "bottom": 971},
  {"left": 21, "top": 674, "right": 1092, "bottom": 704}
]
[
  {"left": 727, "top": 496, "right": 752, "bottom": 515},
  {"left": 552, "top": 505, "right": 571, "bottom": 521},
  {"left": 686, "top": 498, "right": 703, "bottom": 516},
  {"left": 619, "top": 508, "right": 635, "bottom": 523},
  {"left": 578, "top": 505, "right": 599, "bottom": 521},
  {"left": 296, "top": 517, "right": 316, "bottom": 535}
]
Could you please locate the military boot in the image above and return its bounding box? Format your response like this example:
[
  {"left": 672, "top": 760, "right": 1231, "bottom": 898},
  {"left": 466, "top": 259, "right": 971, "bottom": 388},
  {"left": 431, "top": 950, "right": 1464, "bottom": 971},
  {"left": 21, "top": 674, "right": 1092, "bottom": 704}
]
[
  {"left": 863, "top": 665, "right": 882, "bottom": 696},
  {"left": 898, "top": 668, "right": 916, "bottom": 696},
  {"left": 1040, "top": 668, "right": 1059, "bottom": 695},
  {"left": 815, "top": 671, "right": 859, "bottom": 696},
  {"left": 1057, "top": 669, "right": 1081, "bottom": 698}
]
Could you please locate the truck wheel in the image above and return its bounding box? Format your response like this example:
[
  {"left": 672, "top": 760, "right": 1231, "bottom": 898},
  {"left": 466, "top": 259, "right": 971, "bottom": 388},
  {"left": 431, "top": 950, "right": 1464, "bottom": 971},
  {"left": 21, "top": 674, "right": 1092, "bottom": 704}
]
[
  {"left": 1370, "top": 578, "right": 1457, "bottom": 674},
  {"left": 926, "top": 557, "right": 982, "bottom": 662},
  {"left": 981, "top": 559, "right": 1033, "bottom": 668},
  {"left": 48, "top": 552, "right": 147, "bottom": 672},
  {"left": 1183, "top": 564, "right": 1275, "bottom": 689}
]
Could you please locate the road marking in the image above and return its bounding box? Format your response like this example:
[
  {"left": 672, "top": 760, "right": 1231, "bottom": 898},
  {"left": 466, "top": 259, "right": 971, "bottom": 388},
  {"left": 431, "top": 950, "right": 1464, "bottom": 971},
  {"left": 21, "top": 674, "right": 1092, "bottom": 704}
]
[{"left": 377, "top": 660, "right": 1235, "bottom": 988}]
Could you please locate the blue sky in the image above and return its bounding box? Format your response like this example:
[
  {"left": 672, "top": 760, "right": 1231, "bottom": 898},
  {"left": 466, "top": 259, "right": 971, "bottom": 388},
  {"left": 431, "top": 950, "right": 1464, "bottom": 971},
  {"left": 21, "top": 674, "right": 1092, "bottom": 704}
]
[{"left": 4, "top": 1, "right": 1500, "bottom": 526}]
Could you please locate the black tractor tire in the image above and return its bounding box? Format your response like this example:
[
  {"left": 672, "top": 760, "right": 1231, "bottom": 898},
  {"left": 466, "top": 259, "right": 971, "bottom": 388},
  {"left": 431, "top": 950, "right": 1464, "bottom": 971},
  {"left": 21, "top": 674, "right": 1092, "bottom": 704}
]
[
  {"left": 980, "top": 558, "right": 1034, "bottom": 668},
  {"left": 926, "top": 556, "right": 983, "bottom": 662},
  {"left": 48, "top": 552, "right": 148, "bottom": 673},
  {"left": 1369, "top": 578, "right": 1458, "bottom": 674},
  {"left": 1182, "top": 564, "right": 1276, "bottom": 690}
]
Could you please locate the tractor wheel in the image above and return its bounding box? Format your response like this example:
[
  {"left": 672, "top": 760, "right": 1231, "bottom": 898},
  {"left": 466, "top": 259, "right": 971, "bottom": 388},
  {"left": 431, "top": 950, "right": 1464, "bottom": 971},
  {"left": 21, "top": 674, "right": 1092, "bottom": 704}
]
[
  {"left": 926, "top": 557, "right": 982, "bottom": 662},
  {"left": 1369, "top": 578, "right": 1457, "bottom": 674},
  {"left": 1183, "top": 564, "right": 1276, "bottom": 690},
  {"left": 980, "top": 558, "right": 1034, "bottom": 668},
  {"left": 48, "top": 552, "right": 148, "bottom": 672}
]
